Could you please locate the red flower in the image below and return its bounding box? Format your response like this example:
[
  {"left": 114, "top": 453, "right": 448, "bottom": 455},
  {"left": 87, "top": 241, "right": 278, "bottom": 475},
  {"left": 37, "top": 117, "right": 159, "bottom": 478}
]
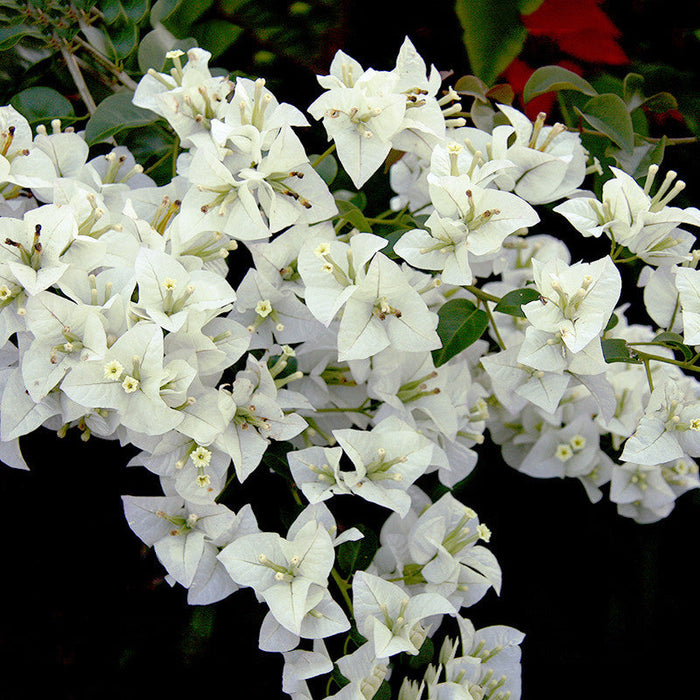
[{"left": 522, "top": 0, "right": 628, "bottom": 65}]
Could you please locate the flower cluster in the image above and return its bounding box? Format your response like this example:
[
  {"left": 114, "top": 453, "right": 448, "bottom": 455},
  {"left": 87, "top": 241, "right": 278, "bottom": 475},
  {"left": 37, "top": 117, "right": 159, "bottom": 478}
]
[{"left": 1, "top": 38, "right": 699, "bottom": 699}]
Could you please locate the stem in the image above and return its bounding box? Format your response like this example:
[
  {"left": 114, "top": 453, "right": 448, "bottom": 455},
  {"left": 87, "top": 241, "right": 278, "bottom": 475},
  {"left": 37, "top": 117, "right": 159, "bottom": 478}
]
[
  {"left": 60, "top": 42, "right": 97, "bottom": 115},
  {"left": 643, "top": 357, "right": 654, "bottom": 393},
  {"left": 632, "top": 349, "right": 700, "bottom": 374},
  {"left": 464, "top": 285, "right": 501, "bottom": 304},
  {"left": 171, "top": 135, "right": 180, "bottom": 179},
  {"left": 144, "top": 148, "right": 174, "bottom": 175},
  {"left": 484, "top": 301, "right": 506, "bottom": 350},
  {"left": 668, "top": 294, "right": 680, "bottom": 331},
  {"left": 578, "top": 127, "right": 697, "bottom": 145},
  {"left": 72, "top": 35, "right": 139, "bottom": 90},
  {"left": 331, "top": 568, "right": 354, "bottom": 615},
  {"left": 215, "top": 472, "right": 237, "bottom": 503},
  {"left": 311, "top": 143, "right": 336, "bottom": 169},
  {"left": 312, "top": 406, "right": 374, "bottom": 416}
]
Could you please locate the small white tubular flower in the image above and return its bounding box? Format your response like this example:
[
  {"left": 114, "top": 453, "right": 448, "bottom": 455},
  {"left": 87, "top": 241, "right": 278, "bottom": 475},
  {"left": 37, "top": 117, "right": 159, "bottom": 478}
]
[
  {"left": 353, "top": 571, "right": 455, "bottom": 658},
  {"left": 675, "top": 266, "right": 700, "bottom": 345},
  {"left": 522, "top": 256, "right": 621, "bottom": 354}
]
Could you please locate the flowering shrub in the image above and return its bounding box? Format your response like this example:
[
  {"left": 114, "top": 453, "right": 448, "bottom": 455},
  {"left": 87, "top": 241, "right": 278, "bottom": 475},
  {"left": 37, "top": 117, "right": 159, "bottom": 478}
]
[{"left": 1, "top": 3, "right": 699, "bottom": 697}]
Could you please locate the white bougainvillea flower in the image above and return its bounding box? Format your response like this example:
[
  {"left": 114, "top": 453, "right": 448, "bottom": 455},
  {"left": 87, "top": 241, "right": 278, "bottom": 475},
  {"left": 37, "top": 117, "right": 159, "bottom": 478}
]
[
  {"left": 308, "top": 56, "right": 406, "bottom": 188},
  {"left": 675, "top": 266, "right": 700, "bottom": 345},
  {"left": 621, "top": 378, "right": 700, "bottom": 465},
  {"left": 337, "top": 251, "right": 440, "bottom": 361},
  {"left": 495, "top": 104, "right": 587, "bottom": 205},
  {"left": 522, "top": 256, "right": 621, "bottom": 354},
  {"left": 333, "top": 415, "right": 435, "bottom": 516},
  {"left": 353, "top": 570, "right": 455, "bottom": 658}
]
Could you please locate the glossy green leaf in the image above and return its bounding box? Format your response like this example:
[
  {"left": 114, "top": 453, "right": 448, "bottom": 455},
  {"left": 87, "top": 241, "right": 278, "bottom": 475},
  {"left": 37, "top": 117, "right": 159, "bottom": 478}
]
[
  {"left": 523, "top": 65, "right": 597, "bottom": 104},
  {"left": 189, "top": 19, "right": 242, "bottom": 59},
  {"left": 493, "top": 287, "right": 541, "bottom": 318},
  {"left": 407, "top": 637, "right": 435, "bottom": 669},
  {"left": 640, "top": 91, "right": 678, "bottom": 113},
  {"left": 0, "top": 23, "right": 44, "bottom": 50},
  {"left": 652, "top": 332, "right": 694, "bottom": 361},
  {"left": 454, "top": 75, "right": 489, "bottom": 102},
  {"left": 334, "top": 198, "right": 371, "bottom": 232},
  {"left": 432, "top": 298, "right": 489, "bottom": 367},
  {"left": 455, "top": 0, "right": 527, "bottom": 86},
  {"left": 138, "top": 25, "right": 197, "bottom": 73},
  {"left": 311, "top": 152, "right": 338, "bottom": 186},
  {"left": 84, "top": 90, "right": 159, "bottom": 144},
  {"left": 604, "top": 313, "right": 619, "bottom": 333},
  {"left": 105, "top": 18, "right": 139, "bottom": 60},
  {"left": 622, "top": 72, "right": 645, "bottom": 109},
  {"left": 602, "top": 338, "right": 641, "bottom": 364},
  {"left": 10, "top": 86, "right": 74, "bottom": 124},
  {"left": 577, "top": 93, "right": 635, "bottom": 153},
  {"left": 337, "top": 525, "right": 378, "bottom": 576}
]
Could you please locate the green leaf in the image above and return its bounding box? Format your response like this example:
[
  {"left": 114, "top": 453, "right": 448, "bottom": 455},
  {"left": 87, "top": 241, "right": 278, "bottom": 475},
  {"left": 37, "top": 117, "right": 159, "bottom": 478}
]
[
  {"left": 454, "top": 75, "right": 489, "bottom": 102},
  {"left": 189, "top": 19, "right": 242, "bottom": 59},
  {"left": 161, "top": 0, "right": 215, "bottom": 36},
  {"left": 623, "top": 72, "right": 645, "bottom": 110},
  {"left": 639, "top": 91, "right": 678, "bottom": 114},
  {"left": 337, "top": 525, "right": 378, "bottom": 577},
  {"left": 455, "top": 0, "right": 527, "bottom": 86},
  {"left": 138, "top": 25, "right": 197, "bottom": 73},
  {"left": 149, "top": 0, "right": 182, "bottom": 25},
  {"left": 407, "top": 637, "right": 435, "bottom": 670},
  {"left": 261, "top": 440, "right": 294, "bottom": 481},
  {"left": 602, "top": 338, "right": 641, "bottom": 364},
  {"left": 577, "top": 94, "right": 635, "bottom": 153},
  {"left": 0, "top": 23, "right": 44, "bottom": 50},
  {"left": 311, "top": 153, "right": 338, "bottom": 186},
  {"left": 334, "top": 198, "right": 371, "bottom": 232},
  {"left": 652, "top": 332, "right": 694, "bottom": 361},
  {"left": 105, "top": 18, "right": 139, "bottom": 60},
  {"left": 608, "top": 135, "right": 667, "bottom": 180},
  {"left": 518, "top": 0, "right": 545, "bottom": 12},
  {"left": 493, "top": 287, "right": 541, "bottom": 317},
  {"left": 373, "top": 681, "right": 392, "bottom": 700},
  {"left": 84, "top": 90, "right": 159, "bottom": 144},
  {"left": 10, "top": 86, "right": 74, "bottom": 125},
  {"left": 604, "top": 313, "right": 619, "bottom": 333},
  {"left": 432, "top": 298, "right": 489, "bottom": 367},
  {"left": 523, "top": 66, "right": 597, "bottom": 104}
]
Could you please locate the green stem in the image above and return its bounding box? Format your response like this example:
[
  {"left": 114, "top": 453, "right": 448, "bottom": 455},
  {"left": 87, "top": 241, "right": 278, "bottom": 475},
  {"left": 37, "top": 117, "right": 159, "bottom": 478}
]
[
  {"left": 464, "top": 285, "right": 501, "bottom": 304},
  {"left": 312, "top": 143, "right": 336, "bottom": 169},
  {"left": 484, "top": 301, "right": 506, "bottom": 350},
  {"left": 331, "top": 568, "right": 353, "bottom": 615},
  {"left": 215, "top": 472, "right": 237, "bottom": 504},
  {"left": 144, "top": 149, "right": 174, "bottom": 175},
  {"left": 171, "top": 135, "right": 180, "bottom": 179},
  {"left": 642, "top": 357, "right": 654, "bottom": 393},
  {"left": 668, "top": 294, "right": 680, "bottom": 331},
  {"left": 633, "top": 349, "right": 700, "bottom": 374}
]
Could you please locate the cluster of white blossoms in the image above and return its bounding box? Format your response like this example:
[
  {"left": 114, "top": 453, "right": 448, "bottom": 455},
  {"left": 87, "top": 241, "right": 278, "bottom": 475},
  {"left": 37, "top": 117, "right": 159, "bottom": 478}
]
[{"left": 2, "top": 38, "right": 700, "bottom": 698}]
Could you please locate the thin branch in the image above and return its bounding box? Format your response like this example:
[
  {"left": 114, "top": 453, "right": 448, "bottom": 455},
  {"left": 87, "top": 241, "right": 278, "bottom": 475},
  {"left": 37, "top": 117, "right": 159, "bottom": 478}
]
[{"left": 60, "top": 42, "right": 97, "bottom": 115}]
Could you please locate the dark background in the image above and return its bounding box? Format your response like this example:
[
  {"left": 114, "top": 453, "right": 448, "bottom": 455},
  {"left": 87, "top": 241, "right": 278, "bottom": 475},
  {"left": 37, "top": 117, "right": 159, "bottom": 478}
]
[{"left": 2, "top": 1, "right": 700, "bottom": 698}]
